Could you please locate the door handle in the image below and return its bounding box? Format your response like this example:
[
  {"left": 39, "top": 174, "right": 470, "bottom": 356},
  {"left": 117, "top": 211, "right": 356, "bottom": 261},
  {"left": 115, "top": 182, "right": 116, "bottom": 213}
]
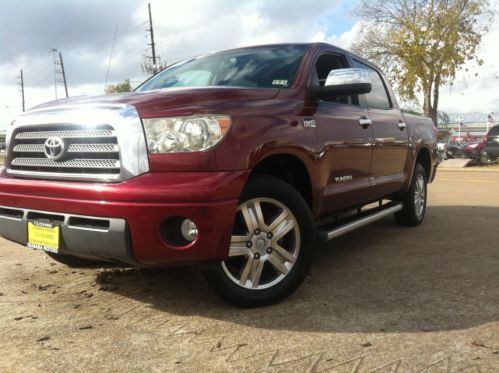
[
  {"left": 359, "top": 117, "right": 372, "bottom": 128},
  {"left": 397, "top": 121, "right": 407, "bottom": 130}
]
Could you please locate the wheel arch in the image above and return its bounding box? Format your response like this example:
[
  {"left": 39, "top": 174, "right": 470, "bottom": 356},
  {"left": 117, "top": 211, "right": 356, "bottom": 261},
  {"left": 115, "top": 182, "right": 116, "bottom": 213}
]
[
  {"left": 249, "top": 153, "right": 314, "bottom": 211},
  {"left": 415, "top": 146, "right": 432, "bottom": 180},
  {"left": 398, "top": 145, "right": 433, "bottom": 197}
]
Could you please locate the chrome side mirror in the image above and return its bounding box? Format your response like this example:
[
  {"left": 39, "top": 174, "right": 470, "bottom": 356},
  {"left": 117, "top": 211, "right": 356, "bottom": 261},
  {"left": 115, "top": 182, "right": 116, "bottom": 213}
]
[{"left": 314, "top": 68, "right": 372, "bottom": 99}]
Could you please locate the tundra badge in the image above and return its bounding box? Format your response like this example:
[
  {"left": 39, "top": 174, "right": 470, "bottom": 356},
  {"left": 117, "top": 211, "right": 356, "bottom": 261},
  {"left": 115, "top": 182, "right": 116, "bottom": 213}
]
[{"left": 334, "top": 175, "right": 353, "bottom": 183}]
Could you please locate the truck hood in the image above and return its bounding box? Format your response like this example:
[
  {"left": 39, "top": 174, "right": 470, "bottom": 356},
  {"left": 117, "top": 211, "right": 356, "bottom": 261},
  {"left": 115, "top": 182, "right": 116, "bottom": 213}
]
[{"left": 32, "top": 87, "right": 279, "bottom": 118}]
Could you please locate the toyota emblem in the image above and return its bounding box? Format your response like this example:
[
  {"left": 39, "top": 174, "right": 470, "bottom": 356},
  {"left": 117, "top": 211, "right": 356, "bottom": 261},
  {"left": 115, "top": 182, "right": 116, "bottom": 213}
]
[{"left": 44, "top": 137, "right": 65, "bottom": 160}]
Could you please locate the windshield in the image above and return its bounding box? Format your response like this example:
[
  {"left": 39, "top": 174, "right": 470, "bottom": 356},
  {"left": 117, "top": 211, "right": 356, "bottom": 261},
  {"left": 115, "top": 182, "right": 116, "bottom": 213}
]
[{"left": 137, "top": 45, "right": 306, "bottom": 91}]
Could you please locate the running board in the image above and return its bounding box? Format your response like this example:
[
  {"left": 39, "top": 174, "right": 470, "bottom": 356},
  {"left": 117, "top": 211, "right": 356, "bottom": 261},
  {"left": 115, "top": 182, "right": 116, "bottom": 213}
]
[{"left": 317, "top": 202, "right": 403, "bottom": 243}]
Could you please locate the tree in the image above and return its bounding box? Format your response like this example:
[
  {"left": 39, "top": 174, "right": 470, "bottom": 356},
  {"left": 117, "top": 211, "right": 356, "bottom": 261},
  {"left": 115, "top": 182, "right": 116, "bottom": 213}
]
[
  {"left": 105, "top": 79, "right": 132, "bottom": 94},
  {"left": 352, "top": 0, "right": 493, "bottom": 123}
]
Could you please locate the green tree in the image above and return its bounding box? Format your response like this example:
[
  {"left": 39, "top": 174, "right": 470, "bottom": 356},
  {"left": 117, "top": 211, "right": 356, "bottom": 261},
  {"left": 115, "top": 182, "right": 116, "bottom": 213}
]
[
  {"left": 352, "top": 0, "right": 492, "bottom": 123},
  {"left": 105, "top": 79, "right": 132, "bottom": 94}
]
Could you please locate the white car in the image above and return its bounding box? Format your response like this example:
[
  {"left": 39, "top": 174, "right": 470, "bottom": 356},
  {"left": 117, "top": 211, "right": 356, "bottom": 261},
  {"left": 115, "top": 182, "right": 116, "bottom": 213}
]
[{"left": 437, "top": 141, "right": 447, "bottom": 152}]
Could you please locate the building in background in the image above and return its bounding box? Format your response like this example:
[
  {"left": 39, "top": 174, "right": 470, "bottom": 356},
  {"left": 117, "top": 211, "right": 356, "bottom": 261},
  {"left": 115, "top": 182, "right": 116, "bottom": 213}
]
[{"left": 438, "top": 112, "right": 496, "bottom": 142}]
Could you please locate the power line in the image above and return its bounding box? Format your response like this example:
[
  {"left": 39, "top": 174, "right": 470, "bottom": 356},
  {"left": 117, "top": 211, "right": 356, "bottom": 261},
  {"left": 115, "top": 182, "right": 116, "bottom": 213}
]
[{"left": 104, "top": 25, "right": 119, "bottom": 91}]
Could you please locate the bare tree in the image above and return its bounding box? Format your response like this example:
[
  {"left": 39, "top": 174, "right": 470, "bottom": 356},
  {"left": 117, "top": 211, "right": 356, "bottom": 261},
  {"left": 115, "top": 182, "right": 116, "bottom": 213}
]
[{"left": 352, "top": 0, "right": 493, "bottom": 122}]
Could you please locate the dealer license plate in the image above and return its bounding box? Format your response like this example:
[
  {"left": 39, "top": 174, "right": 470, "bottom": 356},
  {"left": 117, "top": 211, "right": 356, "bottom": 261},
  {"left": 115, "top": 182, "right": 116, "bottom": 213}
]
[{"left": 27, "top": 221, "right": 60, "bottom": 253}]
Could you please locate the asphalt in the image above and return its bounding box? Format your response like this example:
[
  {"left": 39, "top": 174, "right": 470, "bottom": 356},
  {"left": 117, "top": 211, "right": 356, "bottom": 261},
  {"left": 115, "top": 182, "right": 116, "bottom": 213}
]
[{"left": 0, "top": 170, "right": 498, "bottom": 372}]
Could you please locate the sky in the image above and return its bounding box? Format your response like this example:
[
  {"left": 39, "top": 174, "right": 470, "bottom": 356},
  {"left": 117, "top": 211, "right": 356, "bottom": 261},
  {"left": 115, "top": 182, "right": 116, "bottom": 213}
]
[{"left": 0, "top": 0, "right": 498, "bottom": 130}]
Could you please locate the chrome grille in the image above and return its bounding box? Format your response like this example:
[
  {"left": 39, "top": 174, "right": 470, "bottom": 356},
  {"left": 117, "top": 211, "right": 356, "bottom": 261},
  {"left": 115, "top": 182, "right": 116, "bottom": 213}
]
[
  {"left": 13, "top": 143, "right": 120, "bottom": 153},
  {"left": 15, "top": 129, "right": 115, "bottom": 139},
  {"left": 11, "top": 158, "right": 120, "bottom": 169},
  {"left": 8, "top": 124, "right": 121, "bottom": 181}
]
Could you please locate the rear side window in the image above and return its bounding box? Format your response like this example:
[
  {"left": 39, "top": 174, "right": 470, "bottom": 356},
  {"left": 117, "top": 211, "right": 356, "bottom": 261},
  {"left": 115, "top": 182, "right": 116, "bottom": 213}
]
[{"left": 354, "top": 60, "right": 391, "bottom": 110}]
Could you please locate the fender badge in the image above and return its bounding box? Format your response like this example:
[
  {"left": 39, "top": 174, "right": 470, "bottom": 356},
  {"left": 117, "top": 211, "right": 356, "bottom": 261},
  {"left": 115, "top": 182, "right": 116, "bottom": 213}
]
[{"left": 302, "top": 119, "right": 316, "bottom": 128}]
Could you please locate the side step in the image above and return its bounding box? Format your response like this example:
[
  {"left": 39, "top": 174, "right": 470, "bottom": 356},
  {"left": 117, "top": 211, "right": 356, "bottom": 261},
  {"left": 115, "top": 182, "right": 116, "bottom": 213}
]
[{"left": 317, "top": 202, "right": 403, "bottom": 243}]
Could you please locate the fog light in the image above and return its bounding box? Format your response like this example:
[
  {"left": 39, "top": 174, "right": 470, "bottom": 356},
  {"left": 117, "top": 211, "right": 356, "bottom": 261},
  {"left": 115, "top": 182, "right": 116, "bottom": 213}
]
[{"left": 180, "top": 219, "right": 198, "bottom": 242}]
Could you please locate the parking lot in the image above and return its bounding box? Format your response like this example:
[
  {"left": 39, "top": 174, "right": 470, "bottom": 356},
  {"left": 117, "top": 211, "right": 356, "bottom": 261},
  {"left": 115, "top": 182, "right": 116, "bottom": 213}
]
[{"left": 0, "top": 170, "right": 498, "bottom": 372}]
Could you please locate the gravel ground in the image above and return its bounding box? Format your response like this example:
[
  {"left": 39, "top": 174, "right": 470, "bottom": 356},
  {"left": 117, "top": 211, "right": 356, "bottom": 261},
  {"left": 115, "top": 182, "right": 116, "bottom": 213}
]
[{"left": 0, "top": 170, "right": 498, "bottom": 372}]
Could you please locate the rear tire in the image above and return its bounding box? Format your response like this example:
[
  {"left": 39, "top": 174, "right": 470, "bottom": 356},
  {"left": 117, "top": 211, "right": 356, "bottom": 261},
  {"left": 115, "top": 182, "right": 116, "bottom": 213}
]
[
  {"left": 394, "top": 163, "right": 427, "bottom": 226},
  {"left": 204, "top": 175, "right": 315, "bottom": 307}
]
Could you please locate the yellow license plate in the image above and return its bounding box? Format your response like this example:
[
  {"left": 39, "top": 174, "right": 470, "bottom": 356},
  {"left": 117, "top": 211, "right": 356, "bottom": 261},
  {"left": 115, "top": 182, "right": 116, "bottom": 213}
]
[{"left": 27, "top": 221, "right": 60, "bottom": 253}]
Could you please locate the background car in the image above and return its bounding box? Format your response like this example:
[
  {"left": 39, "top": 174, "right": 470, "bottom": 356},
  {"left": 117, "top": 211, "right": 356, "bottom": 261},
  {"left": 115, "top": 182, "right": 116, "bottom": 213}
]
[
  {"left": 437, "top": 141, "right": 448, "bottom": 161},
  {"left": 482, "top": 125, "right": 499, "bottom": 163},
  {"left": 464, "top": 138, "right": 487, "bottom": 162},
  {"left": 446, "top": 141, "right": 465, "bottom": 158}
]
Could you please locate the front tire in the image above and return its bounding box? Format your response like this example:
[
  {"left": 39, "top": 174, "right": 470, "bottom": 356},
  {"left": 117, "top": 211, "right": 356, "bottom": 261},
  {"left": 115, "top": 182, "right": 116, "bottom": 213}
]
[
  {"left": 204, "top": 175, "right": 315, "bottom": 307},
  {"left": 394, "top": 163, "right": 427, "bottom": 226}
]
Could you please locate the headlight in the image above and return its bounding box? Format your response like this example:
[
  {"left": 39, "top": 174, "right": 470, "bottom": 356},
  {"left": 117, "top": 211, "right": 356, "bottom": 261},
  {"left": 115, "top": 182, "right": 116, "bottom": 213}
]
[{"left": 142, "top": 115, "right": 231, "bottom": 153}]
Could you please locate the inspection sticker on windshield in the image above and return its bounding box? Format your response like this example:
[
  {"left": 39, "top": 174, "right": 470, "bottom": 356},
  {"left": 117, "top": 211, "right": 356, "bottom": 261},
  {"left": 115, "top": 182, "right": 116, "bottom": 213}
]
[
  {"left": 27, "top": 221, "right": 60, "bottom": 253},
  {"left": 272, "top": 79, "right": 288, "bottom": 86}
]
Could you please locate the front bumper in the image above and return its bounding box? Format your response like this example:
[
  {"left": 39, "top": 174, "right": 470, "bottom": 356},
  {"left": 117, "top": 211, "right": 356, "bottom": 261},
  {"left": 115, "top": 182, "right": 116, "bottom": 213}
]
[{"left": 0, "top": 169, "right": 249, "bottom": 266}]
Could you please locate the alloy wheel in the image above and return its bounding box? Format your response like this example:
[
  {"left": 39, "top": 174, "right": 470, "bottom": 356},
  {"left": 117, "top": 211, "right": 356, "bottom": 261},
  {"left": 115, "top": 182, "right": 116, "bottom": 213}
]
[
  {"left": 222, "top": 197, "right": 301, "bottom": 290},
  {"left": 414, "top": 173, "right": 426, "bottom": 218}
]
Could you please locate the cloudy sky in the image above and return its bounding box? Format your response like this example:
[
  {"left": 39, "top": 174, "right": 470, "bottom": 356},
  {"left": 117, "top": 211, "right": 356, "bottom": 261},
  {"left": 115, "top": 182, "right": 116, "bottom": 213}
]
[{"left": 0, "top": 0, "right": 498, "bottom": 130}]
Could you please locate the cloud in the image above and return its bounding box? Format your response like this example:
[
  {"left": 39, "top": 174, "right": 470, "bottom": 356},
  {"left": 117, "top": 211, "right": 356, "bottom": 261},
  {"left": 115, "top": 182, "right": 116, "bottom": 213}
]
[
  {"left": 0, "top": 0, "right": 352, "bottom": 129},
  {"left": 7, "top": 0, "right": 497, "bottom": 129},
  {"left": 309, "top": 22, "right": 362, "bottom": 49},
  {"left": 438, "top": 7, "right": 499, "bottom": 114}
]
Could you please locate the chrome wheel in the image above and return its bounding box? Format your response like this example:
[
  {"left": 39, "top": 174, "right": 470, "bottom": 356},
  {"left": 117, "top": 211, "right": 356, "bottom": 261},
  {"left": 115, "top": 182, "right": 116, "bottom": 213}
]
[
  {"left": 414, "top": 173, "right": 426, "bottom": 218},
  {"left": 222, "top": 197, "right": 301, "bottom": 290}
]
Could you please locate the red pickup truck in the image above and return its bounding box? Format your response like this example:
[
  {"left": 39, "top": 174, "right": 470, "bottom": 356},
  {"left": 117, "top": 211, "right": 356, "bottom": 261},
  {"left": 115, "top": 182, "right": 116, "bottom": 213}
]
[{"left": 0, "top": 43, "right": 437, "bottom": 306}]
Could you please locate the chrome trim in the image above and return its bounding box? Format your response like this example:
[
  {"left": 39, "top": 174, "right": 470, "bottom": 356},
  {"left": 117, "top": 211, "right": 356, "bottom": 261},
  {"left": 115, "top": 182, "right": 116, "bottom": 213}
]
[
  {"left": 6, "top": 103, "right": 149, "bottom": 182},
  {"left": 13, "top": 143, "right": 120, "bottom": 153},
  {"left": 67, "top": 144, "right": 119, "bottom": 153},
  {"left": 325, "top": 203, "right": 403, "bottom": 241},
  {"left": 11, "top": 157, "right": 121, "bottom": 169},
  {"left": 359, "top": 118, "right": 373, "bottom": 127},
  {"left": 15, "top": 129, "right": 115, "bottom": 140},
  {"left": 6, "top": 169, "right": 121, "bottom": 182}
]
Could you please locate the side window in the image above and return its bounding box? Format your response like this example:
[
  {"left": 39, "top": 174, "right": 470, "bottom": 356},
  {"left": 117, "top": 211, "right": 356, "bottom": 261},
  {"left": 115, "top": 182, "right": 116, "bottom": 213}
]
[
  {"left": 314, "top": 54, "right": 358, "bottom": 105},
  {"left": 354, "top": 60, "right": 391, "bottom": 110}
]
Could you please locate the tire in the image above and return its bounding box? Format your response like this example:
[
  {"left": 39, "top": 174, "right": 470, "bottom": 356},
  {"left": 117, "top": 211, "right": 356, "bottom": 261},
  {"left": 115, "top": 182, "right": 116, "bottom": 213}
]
[
  {"left": 203, "top": 175, "right": 315, "bottom": 307},
  {"left": 46, "top": 252, "right": 111, "bottom": 268},
  {"left": 394, "top": 163, "right": 427, "bottom": 226}
]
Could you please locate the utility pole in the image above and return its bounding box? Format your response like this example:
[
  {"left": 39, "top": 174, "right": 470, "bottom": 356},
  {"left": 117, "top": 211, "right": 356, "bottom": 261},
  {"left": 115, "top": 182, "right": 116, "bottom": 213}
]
[
  {"left": 58, "top": 51, "right": 68, "bottom": 98},
  {"left": 51, "top": 48, "right": 58, "bottom": 99},
  {"left": 147, "top": 3, "right": 157, "bottom": 69},
  {"left": 142, "top": 3, "right": 166, "bottom": 74},
  {"left": 18, "top": 69, "right": 25, "bottom": 112}
]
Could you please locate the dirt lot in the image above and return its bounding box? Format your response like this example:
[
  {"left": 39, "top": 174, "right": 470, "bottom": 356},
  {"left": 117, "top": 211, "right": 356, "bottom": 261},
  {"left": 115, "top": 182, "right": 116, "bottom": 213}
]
[{"left": 0, "top": 170, "right": 498, "bottom": 372}]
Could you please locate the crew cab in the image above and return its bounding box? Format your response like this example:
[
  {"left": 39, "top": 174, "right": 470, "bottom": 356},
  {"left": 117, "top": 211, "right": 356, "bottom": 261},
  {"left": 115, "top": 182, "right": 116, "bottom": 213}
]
[{"left": 0, "top": 43, "right": 437, "bottom": 306}]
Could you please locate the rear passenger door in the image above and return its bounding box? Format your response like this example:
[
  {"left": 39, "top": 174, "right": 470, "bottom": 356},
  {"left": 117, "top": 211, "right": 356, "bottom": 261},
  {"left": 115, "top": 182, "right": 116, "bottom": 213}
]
[{"left": 353, "top": 59, "right": 409, "bottom": 199}]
